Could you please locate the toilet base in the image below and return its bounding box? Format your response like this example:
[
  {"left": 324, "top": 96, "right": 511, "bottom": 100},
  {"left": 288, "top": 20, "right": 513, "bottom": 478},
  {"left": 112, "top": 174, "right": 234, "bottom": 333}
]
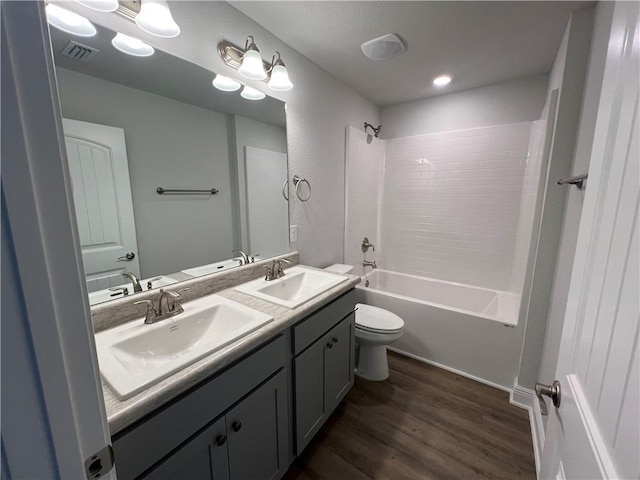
[{"left": 355, "top": 343, "right": 389, "bottom": 381}]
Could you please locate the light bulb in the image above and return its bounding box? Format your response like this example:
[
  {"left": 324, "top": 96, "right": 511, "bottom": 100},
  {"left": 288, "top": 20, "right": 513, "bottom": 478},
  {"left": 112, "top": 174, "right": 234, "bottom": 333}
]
[
  {"left": 112, "top": 33, "right": 155, "bottom": 57},
  {"left": 135, "top": 0, "right": 180, "bottom": 38},
  {"left": 241, "top": 86, "right": 265, "bottom": 101},
  {"left": 268, "top": 63, "right": 293, "bottom": 91},
  {"left": 74, "top": 0, "right": 118, "bottom": 12},
  {"left": 46, "top": 4, "right": 96, "bottom": 37},
  {"left": 238, "top": 49, "right": 267, "bottom": 81},
  {"left": 433, "top": 75, "right": 452, "bottom": 86},
  {"left": 212, "top": 75, "right": 241, "bottom": 92}
]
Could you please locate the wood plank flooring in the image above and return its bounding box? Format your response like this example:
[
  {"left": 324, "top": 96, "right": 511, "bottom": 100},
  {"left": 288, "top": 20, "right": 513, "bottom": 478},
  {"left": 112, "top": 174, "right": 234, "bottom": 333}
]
[{"left": 284, "top": 352, "right": 536, "bottom": 480}]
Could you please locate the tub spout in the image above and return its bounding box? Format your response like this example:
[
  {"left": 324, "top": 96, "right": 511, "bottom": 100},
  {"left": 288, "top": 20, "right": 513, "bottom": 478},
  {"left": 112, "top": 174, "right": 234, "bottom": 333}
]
[{"left": 363, "top": 260, "right": 377, "bottom": 272}]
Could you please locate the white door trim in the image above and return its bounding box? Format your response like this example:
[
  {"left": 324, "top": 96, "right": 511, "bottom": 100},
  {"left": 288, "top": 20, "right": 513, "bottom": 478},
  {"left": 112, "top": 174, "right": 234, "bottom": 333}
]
[{"left": 2, "top": 3, "right": 113, "bottom": 478}]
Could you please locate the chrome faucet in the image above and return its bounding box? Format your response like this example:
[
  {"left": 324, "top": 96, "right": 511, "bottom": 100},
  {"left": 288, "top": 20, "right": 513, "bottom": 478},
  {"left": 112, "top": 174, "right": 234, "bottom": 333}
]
[
  {"left": 122, "top": 272, "right": 143, "bottom": 293},
  {"left": 363, "top": 259, "right": 377, "bottom": 272},
  {"left": 264, "top": 258, "right": 292, "bottom": 281},
  {"left": 233, "top": 250, "right": 249, "bottom": 265},
  {"left": 134, "top": 287, "right": 189, "bottom": 324}
]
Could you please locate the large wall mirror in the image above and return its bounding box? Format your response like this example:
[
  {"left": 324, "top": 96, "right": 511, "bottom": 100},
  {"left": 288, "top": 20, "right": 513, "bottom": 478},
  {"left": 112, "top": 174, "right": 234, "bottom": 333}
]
[{"left": 50, "top": 24, "right": 290, "bottom": 306}]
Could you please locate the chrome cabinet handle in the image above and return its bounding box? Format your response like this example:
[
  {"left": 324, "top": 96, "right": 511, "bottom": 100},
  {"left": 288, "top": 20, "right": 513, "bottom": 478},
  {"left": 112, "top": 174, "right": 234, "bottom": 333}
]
[
  {"left": 117, "top": 252, "right": 136, "bottom": 261},
  {"left": 535, "top": 380, "right": 561, "bottom": 415}
]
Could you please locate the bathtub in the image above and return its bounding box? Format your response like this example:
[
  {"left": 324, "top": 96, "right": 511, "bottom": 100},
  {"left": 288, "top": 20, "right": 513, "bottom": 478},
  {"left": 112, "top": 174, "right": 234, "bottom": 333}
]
[{"left": 356, "top": 269, "right": 524, "bottom": 389}]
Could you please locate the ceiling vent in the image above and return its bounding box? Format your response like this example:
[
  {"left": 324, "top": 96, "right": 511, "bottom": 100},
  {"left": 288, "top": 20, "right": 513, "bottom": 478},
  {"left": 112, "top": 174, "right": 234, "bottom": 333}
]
[
  {"left": 361, "top": 33, "right": 406, "bottom": 61},
  {"left": 62, "top": 41, "right": 100, "bottom": 62}
]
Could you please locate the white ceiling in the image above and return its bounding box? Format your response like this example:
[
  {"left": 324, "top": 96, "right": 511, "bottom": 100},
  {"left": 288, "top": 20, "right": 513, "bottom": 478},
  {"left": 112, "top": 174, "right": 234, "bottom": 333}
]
[{"left": 231, "top": 1, "right": 592, "bottom": 107}]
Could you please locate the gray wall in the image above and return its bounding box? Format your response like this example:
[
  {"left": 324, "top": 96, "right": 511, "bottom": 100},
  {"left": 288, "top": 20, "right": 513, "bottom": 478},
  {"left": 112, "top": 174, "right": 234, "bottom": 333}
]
[
  {"left": 64, "top": 1, "right": 380, "bottom": 269},
  {"left": 56, "top": 67, "right": 235, "bottom": 278},
  {"left": 516, "top": 5, "right": 596, "bottom": 390},
  {"left": 380, "top": 74, "right": 548, "bottom": 138}
]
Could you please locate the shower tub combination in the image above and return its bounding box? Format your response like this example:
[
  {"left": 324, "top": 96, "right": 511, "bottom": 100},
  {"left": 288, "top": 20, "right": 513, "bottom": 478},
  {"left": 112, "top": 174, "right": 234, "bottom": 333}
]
[{"left": 356, "top": 269, "right": 524, "bottom": 389}]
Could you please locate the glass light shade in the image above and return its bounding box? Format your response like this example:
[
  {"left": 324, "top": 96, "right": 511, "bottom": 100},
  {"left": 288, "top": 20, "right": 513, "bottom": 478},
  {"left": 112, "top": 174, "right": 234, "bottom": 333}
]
[
  {"left": 267, "top": 64, "right": 293, "bottom": 91},
  {"left": 112, "top": 33, "right": 155, "bottom": 57},
  {"left": 240, "top": 86, "right": 265, "bottom": 101},
  {"left": 74, "top": 0, "right": 119, "bottom": 12},
  {"left": 46, "top": 4, "right": 97, "bottom": 37},
  {"left": 238, "top": 49, "right": 267, "bottom": 80},
  {"left": 212, "top": 75, "right": 241, "bottom": 92},
  {"left": 433, "top": 75, "right": 452, "bottom": 86},
  {"left": 135, "top": 0, "right": 181, "bottom": 38}
]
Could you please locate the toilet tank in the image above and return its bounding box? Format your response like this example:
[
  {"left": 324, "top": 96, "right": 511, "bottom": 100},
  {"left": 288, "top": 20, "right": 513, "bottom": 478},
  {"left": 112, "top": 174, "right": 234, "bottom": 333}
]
[{"left": 325, "top": 264, "right": 354, "bottom": 274}]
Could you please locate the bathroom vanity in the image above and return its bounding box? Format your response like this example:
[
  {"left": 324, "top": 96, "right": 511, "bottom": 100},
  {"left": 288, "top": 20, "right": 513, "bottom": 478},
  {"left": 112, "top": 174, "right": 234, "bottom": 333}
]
[{"left": 97, "top": 261, "right": 358, "bottom": 480}]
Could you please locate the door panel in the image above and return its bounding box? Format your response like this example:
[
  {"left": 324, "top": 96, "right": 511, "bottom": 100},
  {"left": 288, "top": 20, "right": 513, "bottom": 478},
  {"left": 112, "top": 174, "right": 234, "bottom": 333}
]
[
  {"left": 226, "top": 370, "right": 288, "bottom": 480},
  {"left": 143, "top": 417, "right": 228, "bottom": 480},
  {"left": 63, "top": 118, "right": 140, "bottom": 291},
  {"left": 326, "top": 313, "right": 355, "bottom": 409},
  {"left": 293, "top": 335, "right": 329, "bottom": 454},
  {"left": 540, "top": 3, "right": 639, "bottom": 478}
]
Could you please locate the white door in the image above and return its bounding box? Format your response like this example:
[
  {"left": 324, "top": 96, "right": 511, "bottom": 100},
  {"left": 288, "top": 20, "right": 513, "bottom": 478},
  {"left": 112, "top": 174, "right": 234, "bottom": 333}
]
[
  {"left": 63, "top": 118, "right": 140, "bottom": 292},
  {"left": 244, "top": 146, "right": 289, "bottom": 258},
  {"left": 539, "top": 3, "right": 639, "bottom": 479}
]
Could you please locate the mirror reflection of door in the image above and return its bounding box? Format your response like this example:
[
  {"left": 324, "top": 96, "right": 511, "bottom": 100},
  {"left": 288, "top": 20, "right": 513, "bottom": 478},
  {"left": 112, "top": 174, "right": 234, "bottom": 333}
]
[
  {"left": 244, "top": 146, "right": 290, "bottom": 258},
  {"left": 63, "top": 118, "right": 140, "bottom": 292}
]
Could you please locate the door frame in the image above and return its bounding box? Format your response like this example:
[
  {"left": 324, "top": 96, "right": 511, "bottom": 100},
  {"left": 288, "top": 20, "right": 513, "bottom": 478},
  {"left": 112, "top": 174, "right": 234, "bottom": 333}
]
[{"left": 1, "top": 2, "right": 113, "bottom": 478}]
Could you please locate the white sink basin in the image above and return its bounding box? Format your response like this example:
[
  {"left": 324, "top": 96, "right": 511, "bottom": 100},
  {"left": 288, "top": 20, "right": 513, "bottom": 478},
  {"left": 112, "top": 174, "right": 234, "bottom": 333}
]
[
  {"left": 234, "top": 266, "right": 349, "bottom": 309},
  {"left": 181, "top": 259, "right": 241, "bottom": 277},
  {"left": 95, "top": 295, "right": 273, "bottom": 399},
  {"left": 88, "top": 275, "right": 179, "bottom": 306}
]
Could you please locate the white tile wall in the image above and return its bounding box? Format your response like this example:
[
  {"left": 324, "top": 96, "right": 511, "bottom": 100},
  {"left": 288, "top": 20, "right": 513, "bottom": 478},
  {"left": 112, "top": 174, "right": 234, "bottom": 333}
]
[
  {"left": 381, "top": 122, "right": 535, "bottom": 291},
  {"left": 344, "top": 126, "right": 384, "bottom": 275}
]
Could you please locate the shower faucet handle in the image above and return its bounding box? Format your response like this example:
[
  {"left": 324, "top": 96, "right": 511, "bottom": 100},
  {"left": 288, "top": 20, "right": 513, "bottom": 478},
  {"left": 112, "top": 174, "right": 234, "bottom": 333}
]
[{"left": 361, "top": 237, "right": 375, "bottom": 253}]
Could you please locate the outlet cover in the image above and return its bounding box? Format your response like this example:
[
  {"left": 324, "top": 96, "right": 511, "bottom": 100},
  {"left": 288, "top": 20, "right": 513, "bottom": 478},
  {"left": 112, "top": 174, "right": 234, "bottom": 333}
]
[{"left": 289, "top": 225, "right": 298, "bottom": 243}]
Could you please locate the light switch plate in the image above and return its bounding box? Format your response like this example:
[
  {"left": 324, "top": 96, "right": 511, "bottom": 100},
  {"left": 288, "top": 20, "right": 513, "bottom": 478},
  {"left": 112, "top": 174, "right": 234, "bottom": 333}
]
[{"left": 290, "top": 225, "right": 298, "bottom": 243}]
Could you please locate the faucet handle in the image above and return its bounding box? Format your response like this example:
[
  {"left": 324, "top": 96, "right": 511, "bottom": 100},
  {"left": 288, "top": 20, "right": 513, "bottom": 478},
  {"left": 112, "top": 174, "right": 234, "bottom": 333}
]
[
  {"left": 134, "top": 300, "right": 158, "bottom": 324},
  {"left": 146, "top": 276, "right": 162, "bottom": 290},
  {"left": 278, "top": 258, "right": 292, "bottom": 265},
  {"left": 109, "top": 286, "right": 129, "bottom": 297}
]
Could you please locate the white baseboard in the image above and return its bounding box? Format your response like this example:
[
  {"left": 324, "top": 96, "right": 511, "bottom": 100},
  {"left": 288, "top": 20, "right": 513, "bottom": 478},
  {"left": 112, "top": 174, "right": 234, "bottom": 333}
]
[
  {"left": 509, "top": 378, "right": 545, "bottom": 478},
  {"left": 387, "top": 346, "right": 512, "bottom": 393}
]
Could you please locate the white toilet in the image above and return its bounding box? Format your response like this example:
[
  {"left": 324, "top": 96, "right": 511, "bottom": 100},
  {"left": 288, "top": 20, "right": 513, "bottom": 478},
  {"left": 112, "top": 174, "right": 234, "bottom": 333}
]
[{"left": 325, "top": 264, "right": 405, "bottom": 381}]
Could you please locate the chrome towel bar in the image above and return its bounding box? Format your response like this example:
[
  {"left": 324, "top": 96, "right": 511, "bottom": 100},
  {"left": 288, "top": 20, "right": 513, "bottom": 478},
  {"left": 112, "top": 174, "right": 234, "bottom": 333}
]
[
  {"left": 557, "top": 173, "right": 588, "bottom": 189},
  {"left": 156, "top": 187, "right": 219, "bottom": 195}
]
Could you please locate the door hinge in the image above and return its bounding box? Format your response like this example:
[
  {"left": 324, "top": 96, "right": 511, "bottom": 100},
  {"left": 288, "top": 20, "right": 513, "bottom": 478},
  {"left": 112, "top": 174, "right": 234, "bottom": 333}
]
[{"left": 84, "top": 445, "right": 114, "bottom": 479}]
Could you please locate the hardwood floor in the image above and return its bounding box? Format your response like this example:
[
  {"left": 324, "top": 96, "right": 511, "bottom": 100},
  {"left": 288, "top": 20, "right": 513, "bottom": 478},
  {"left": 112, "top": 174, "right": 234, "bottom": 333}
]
[{"left": 284, "top": 352, "right": 536, "bottom": 480}]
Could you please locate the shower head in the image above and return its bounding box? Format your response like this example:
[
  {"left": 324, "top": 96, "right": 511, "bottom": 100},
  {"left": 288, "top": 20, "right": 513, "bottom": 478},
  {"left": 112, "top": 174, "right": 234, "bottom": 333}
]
[{"left": 364, "top": 122, "right": 381, "bottom": 138}]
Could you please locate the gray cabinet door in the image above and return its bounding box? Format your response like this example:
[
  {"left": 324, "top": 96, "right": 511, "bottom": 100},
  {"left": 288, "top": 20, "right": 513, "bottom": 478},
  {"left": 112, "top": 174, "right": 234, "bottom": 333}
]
[
  {"left": 143, "top": 417, "right": 229, "bottom": 480},
  {"left": 226, "top": 370, "right": 288, "bottom": 480},
  {"left": 325, "top": 313, "right": 355, "bottom": 410},
  {"left": 293, "top": 333, "right": 330, "bottom": 454}
]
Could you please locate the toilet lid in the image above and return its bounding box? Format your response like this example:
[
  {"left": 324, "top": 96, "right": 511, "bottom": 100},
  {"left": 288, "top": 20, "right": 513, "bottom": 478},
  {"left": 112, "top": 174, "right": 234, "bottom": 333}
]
[{"left": 355, "top": 303, "right": 404, "bottom": 333}]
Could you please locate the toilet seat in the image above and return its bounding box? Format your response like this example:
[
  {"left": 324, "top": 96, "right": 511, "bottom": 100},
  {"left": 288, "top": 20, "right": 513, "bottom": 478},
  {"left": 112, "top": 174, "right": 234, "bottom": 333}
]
[{"left": 355, "top": 303, "right": 404, "bottom": 334}]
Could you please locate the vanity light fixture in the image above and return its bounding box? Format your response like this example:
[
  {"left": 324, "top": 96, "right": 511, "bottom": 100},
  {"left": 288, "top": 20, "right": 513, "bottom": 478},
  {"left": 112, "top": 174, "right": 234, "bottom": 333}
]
[
  {"left": 212, "top": 74, "right": 242, "bottom": 92},
  {"left": 46, "top": 4, "right": 97, "bottom": 37},
  {"left": 219, "top": 38, "right": 294, "bottom": 91},
  {"left": 267, "top": 52, "right": 293, "bottom": 92},
  {"left": 433, "top": 74, "right": 452, "bottom": 86},
  {"left": 135, "top": 0, "right": 180, "bottom": 38},
  {"left": 240, "top": 86, "right": 265, "bottom": 101},
  {"left": 112, "top": 32, "right": 155, "bottom": 57},
  {"left": 74, "top": 0, "right": 118, "bottom": 12},
  {"left": 237, "top": 36, "right": 267, "bottom": 80}
]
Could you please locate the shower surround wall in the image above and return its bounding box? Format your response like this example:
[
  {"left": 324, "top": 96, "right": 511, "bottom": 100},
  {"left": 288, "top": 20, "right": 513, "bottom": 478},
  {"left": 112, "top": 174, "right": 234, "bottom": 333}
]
[
  {"left": 382, "top": 122, "right": 534, "bottom": 292},
  {"left": 344, "top": 127, "right": 384, "bottom": 276}
]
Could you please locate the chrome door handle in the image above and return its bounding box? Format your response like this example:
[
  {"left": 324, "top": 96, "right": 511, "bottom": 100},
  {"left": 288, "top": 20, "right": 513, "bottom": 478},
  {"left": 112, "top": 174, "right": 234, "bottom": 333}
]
[
  {"left": 117, "top": 252, "right": 136, "bottom": 261},
  {"left": 535, "top": 380, "right": 561, "bottom": 415}
]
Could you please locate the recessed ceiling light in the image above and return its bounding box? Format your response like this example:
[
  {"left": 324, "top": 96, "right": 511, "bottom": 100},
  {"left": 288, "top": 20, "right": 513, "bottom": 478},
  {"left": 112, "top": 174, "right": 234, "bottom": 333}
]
[
  {"left": 212, "top": 75, "right": 241, "bottom": 92},
  {"left": 111, "top": 33, "right": 155, "bottom": 57},
  {"left": 433, "top": 75, "right": 452, "bottom": 86},
  {"left": 46, "top": 4, "right": 97, "bottom": 37},
  {"left": 240, "top": 86, "right": 265, "bottom": 101}
]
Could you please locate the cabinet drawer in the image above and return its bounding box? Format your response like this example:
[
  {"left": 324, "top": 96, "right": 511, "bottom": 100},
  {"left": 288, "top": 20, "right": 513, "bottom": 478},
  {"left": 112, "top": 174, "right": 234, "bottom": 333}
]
[
  {"left": 113, "top": 335, "right": 286, "bottom": 480},
  {"left": 292, "top": 289, "right": 355, "bottom": 355}
]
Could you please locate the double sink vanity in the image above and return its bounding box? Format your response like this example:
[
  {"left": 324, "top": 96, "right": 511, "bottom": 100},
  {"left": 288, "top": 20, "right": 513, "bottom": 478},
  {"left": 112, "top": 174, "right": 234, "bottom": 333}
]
[{"left": 92, "top": 253, "right": 359, "bottom": 480}]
